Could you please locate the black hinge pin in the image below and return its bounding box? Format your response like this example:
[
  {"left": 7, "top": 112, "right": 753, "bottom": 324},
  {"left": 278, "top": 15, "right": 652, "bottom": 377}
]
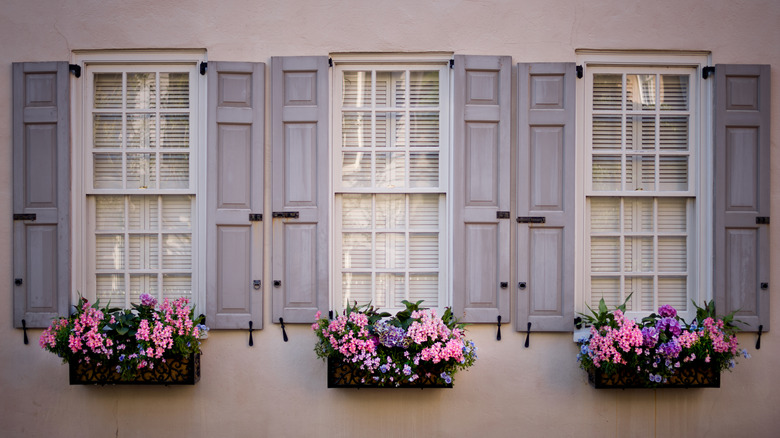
[
  {"left": 200, "top": 62, "right": 208, "bottom": 75},
  {"left": 22, "top": 319, "right": 28, "bottom": 345},
  {"left": 279, "top": 317, "right": 289, "bottom": 342},
  {"left": 248, "top": 320, "right": 255, "bottom": 347},
  {"left": 524, "top": 322, "right": 532, "bottom": 348},
  {"left": 496, "top": 315, "right": 502, "bottom": 341},
  {"left": 69, "top": 64, "right": 81, "bottom": 78},
  {"left": 576, "top": 65, "right": 583, "bottom": 79},
  {"left": 756, "top": 325, "right": 763, "bottom": 350},
  {"left": 702, "top": 66, "right": 715, "bottom": 79}
]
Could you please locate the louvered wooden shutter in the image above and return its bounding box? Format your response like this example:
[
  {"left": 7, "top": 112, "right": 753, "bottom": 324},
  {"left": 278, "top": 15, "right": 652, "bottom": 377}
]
[
  {"left": 452, "top": 55, "right": 511, "bottom": 323},
  {"left": 13, "top": 62, "right": 71, "bottom": 328},
  {"left": 516, "top": 63, "right": 576, "bottom": 332},
  {"left": 206, "top": 62, "right": 264, "bottom": 329},
  {"left": 714, "top": 64, "right": 770, "bottom": 332},
  {"left": 271, "top": 56, "right": 329, "bottom": 323}
]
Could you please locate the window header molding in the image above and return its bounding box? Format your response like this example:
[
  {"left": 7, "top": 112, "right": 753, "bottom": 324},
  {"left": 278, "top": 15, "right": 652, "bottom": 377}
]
[
  {"left": 72, "top": 49, "right": 206, "bottom": 65},
  {"left": 330, "top": 52, "right": 453, "bottom": 65},
  {"left": 576, "top": 50, "right": 711, "bottom": 68}
]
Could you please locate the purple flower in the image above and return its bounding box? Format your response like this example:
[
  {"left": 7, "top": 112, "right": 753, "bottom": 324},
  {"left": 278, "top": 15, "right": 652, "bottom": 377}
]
[
  {"left": 656, "top": 317, "right": 682, "bottom": 336},
  {"left": 641, "top": 327, "right": 659, "bottom": 347},
  {"left": 139, "top": 293, "right": 157, "bottom": 308},
  {"left": 658, "top": 304, "right": 677, "bottom": 318}
]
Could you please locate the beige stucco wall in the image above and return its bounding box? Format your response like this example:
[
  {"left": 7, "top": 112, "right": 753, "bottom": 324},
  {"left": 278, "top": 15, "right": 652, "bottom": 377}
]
[{"left": 1, "top": 0, "right": 779, "bottom": 436}]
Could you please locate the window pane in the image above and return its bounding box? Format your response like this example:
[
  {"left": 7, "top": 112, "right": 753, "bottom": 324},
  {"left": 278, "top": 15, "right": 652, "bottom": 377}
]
[
  {"left": 658, "top": 277, "right": 687, "bottom": 310},
  {"left": 624, "top": 237, "right": 653, "bottom": 272},
  {"left": 341, "top": 151, "right": 371, "bottom": 187},
  {"left": 126, "top": 153, "right": 157, "bottom": 189},
  {"left": 626, "top": 74, "right": 655, "bottom": 110},
  {"left": 657, "top": 198, "right": 687, "bottom": 232},
  {"left": 97, "top": 274, "right": 125, "bottom": 304},
  {"left": 342, "top": 71, "right": 371, "bottom": 107},
  {"left": 160, "top": 72, "right": 189, "bottom": 109},
  {"left": 409, "top": 152, "right": 439, "bottom": 188},
  {"left": 410, "top": 233, "right": 438, "bottom": 269},
  {"left": 593, "top": 115, "right": 621, "bottom": 150},
  {"left": 95, "top": 196, "right": 125, "bottom": 230},
  {"left": 93, "top": 114, "right": 122, "bottom": 148},
  {"left": 592, "top": 155, "right": 621, "bottom": 190},
  {"left": 591, "top": 277, "right": 620, "bottom": 309},
  {"left": 409, "top": 194, "right": 439, "bottom": 228},
  {"left": 660, "top": 75, "right": 688, "bottom": 111},
  {"left": 94, "top": 73, "right": 122, "bottom": 109},
  {"left": 163, "top": 274, "right": 191, "bottom": 300},
  {"left": 409, "top": 112, "right": 439, "bottom": 147},
  {"left": 409, "top": 71, "right": 439, "bottom": 107},
  {"left": 130, "top": 275, "right": 158, "bottom": 304},
  {"left": 376, "top": 71, "right": 405, "bottom": 107},
  {"left": 593, "top": 74, "right": 622, "bottom": 110},
  {"left": 127, "top": 73, "right": 156, "bottom": 109},
  {"left": 342, "top": 195, "right": 372, "bottom": 228},
  {"left": 659, "top": 156, "right": 688, "bottom": 191},
  {"left": 625, "top": 115, "right": 655, "bottom": 150},
  {"left": 623, "top": 198, "right": 653, "bottom": 232},
  {"left": 342, "top": 112, "right": 371, "bottom": 148},
  {"left": 128, "top": 196, "right": 159, "bottom": 230},
  {"left": 160, "top": 153, "right": 189, "bottom": 189},
  {"left": 376, "top": 273, "right": 405, "bottom": 307},
  {"left": 590, "top": 198, "right": 620, "bottom": 232},
  {"left": 375, "top": 152, "right": 406, "bottom": 188},
  {"left": 126, "top": 113, "right": 156, "bottom": 149},
  {"left": 660, "top": 116, "right": 688, "bottom": 150},
  {"left": 162, "top": 234, "right": 192, "bottom": 269},
  {"left": 625, "top": 276, "right": 652, "bottom": 311},
  {"left": 96, "top": 235, "right": 124, "bottom": 269},
  {"left": 408, "top": 274, "right": 438, "bottom": 307},
  {"left": 93, "top": 153, "right": 123, "bottom": 189},
  {"left": 376, "top": 233, "right": 406, "bottom": 269},
  {"left": 375, "top": 111, "right": 404, "bottom": 148},
  {"left": 342, "top": 273, "right": 372, "bottom": 307},
  {"left": 375, "top": 194, "right": 406, "bottom": 228},
  {"left": 129, "top": 234, "right": 159, "bottom": 269},
  {"left": 160, "top": 114, "right": 189, "bottom": 148},
  {"left": 162, "top": 195, "right": 193, "bottom": 229},
  {"left": 342, "top": 233, "right": 371, "bottom": 269},
  {"left": 658, "top": 237, "right": 687, "bottom": 272},
  {"left": 591, "top": 237, "right": 619, "bottom": 272}
]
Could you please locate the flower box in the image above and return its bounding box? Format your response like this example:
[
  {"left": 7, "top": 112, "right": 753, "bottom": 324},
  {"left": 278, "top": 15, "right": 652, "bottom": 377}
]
[
  {"left": 327, "top": 357, "right": 452, "bottom": 389},
  {"left": 587, "top": 362, "right": 720, "bottom": 389},
  {"left": 69, "top": 353, "right": 201, "bottom": 385}
]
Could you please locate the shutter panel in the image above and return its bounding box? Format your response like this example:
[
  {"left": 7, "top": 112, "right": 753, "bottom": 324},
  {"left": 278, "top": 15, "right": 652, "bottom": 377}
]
[
  {"left": 452, "top": 55, "right": 511, "bottom": 323},
  {"left": 714, "top": 64, "right": 770, "bottom": 332},
  {"left": 516, "top": 63, "right": 576, "bottom": 332},
  {"left": 206, "top": 62, "right": 264, "bottom": 329},
  {"left": 12, "top": 62, "right": 70, "bottom": 328},
  {"left": 271, "top": 56, "right": 329, "bottom": 323}
]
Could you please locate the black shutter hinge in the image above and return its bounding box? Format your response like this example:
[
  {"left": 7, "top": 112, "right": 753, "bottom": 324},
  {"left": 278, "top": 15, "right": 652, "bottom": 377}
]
[
  {"left": 449, "top": 59, "right": 454, "bottom": 69},
  {"left": 756, "top": 325, "right": 763, "bottom": 350},
  {"left": 328, "top": 310, "right": 334, "bottom": 320},
  {"left": 524, "top": 322, "right": 532, "bottom": 348},
  {"left": 200, "top": 62, "right": 208, "bottom": 76},
  {"left": 328, "top": 58, "right": 333, "bottom": 67},
  {"left": 576, "top": 65, "right": 583, "bottom": 79},
  {"left": 517, "top": 216, "right": 546, "bottom": 224},
  {"left": 13, "top": 214, "right": 36, "bottom": 221},
  {"left": 279, "top": 317, "right": 289, "bottom": 342},
  {"left": 249, "top": 213, "right": 263, "bottom": 222},
  {"left": 272, "top": 211, "right": 299, "bottom": 219},
  {"left": 496, "top": 315, "right": 502, "bottom": 341},
  {"left": 702, "top": 66, "right": 715, "bottom": 79},
  {"left": 22, "top": 319, "right": 29, "bottom": 345},
  {"left": 248, "top": 320, "right": 255, "bottom": 346},
  {"left": 574, "top": 316, "right": 583, "bottom": 330},
  {"left": 69, "top": 64, "right": 81, "bottom": 78},
  {"left": 756, "top": 217, "right": 770, "bottom": 225}
]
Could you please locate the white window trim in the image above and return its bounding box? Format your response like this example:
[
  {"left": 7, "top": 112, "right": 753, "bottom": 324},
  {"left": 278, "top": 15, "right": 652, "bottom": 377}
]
[
  {"left": 70, "top": 50, "right": 207, "bottom": 308},
  {"left": 329, "top": 54, "right": 453, "bottom": 315},
  {"left": 574, "top": 51, "right": 712, "bottom": 324}
]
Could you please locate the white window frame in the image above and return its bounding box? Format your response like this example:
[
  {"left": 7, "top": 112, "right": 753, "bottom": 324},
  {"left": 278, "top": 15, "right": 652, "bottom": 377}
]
[
  {"left": 330, "top": 53, "right": 453, "bottom": 315},
  {"left": 575, "top": 51, "right": 712, "bottom": 324},
  {"left": 71, "top": 50, "right": 207, "bottom": 308}
]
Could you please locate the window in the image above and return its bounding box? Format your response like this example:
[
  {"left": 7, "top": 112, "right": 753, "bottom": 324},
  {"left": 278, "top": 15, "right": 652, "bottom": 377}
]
[
  {"left": 581, "top": 58, "right": 707, "bottom": 322},
  {"left": 332, "top": 58, "right": 450, "bottom": 313},
  {"left": 74, "top": 53, "right": 205, "bottom": 308}
]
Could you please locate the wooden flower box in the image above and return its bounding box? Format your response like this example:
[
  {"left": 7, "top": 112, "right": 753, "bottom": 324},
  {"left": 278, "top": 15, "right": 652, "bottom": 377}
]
[
  {"left": 69, "top": 353, "right": 200, "bottom": 385},
  {"left": 587, "top": 363, "right": 720, "bottom": 389},
  {"left": 327, "top": 357, "right": 452, "bottom": 389}
]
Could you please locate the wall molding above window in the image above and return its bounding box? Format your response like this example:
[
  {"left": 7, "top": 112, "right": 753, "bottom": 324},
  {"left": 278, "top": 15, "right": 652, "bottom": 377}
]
[{"left": 330, "top": 52, "right": 453, "bottom": 65}]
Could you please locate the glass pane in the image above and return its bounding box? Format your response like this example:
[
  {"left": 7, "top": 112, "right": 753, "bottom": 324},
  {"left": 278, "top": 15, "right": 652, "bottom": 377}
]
[
  {"left": 626, "top": 74, "right": 655, "bottom": 110},
  {"left": 126, "top": 153, "right": 157, "bottom": 189},
  {"left": 376, "top": 233, "right": 405, "bottom": 269},
  {"left": 659, "top": 116, "right": 688, "bottom": 150},
  {"left": 659, "top": 156, "right": 688, "bottom": 191},
  {"left": 162, "top": 234, "right": 192, "bottom": 269},
  {"left": 376, "top": 112, "right": 404, "bottom": 148},
  {"left": 342, "top": 71, "right": 371, "bottom": 107},
  {"left": 592, "top": 74, "right": 622, "bottom": 110},
  {"left": 658, "top": 277, "right": 687, "bottom": 310},
  {"left": 97, "top": 274, "right": 125, "bottom": 304},
  {"left": 590, "top": 198, "right": 620, "bottom": 232},
  {"left": 592, "top": 155, "right": 621, "bottom": 191},
  {"left": 409, "top": 233, "right": 438, "bottom": 269},
  {"left": 590, "top": 277, "right": 620, "bottom": 309},
  {"left": 93, "top": 153, "right": 123, "bottom": 189},
  {"left": 342, "top": 112, "right": 371, "bottom": 148},
  {"left": 342, "top": 233, "right": 371, "bottom": 269},
  {"left": 639, "top": 155, "right": 656, "bottom": 191},
  {"left": 409, "top": 71, "right": 439, "bottom": 107},
  {"left": 625, "top": 115, "right": 655, "bottom": 150},
  {"left": 130, "top": 275, "right": 158, "bottom": 304},
  {"left": 128, "top": 196, "right": 159, "bottom": 230},
  {"left": 376, "top": 194, "right": 406, "bottom": 228},
  {"left": 93, "top": 114, "right": 122, "bottom": 148},
  {"left": 590, "top": 237, "right": 619, "bottom": 272},
  {"left": 342, "top": 273, "right": 372, "bottom": 307},
  {"left": 409, "top": 112, "right": 439, "bottom": 147},
  {"left": 623, "top": 198, "right": 653, "bottom": 232},
  {"left": 657, "top": 198, "right": 687, "bottom": 232},
  {"left": 95, "top": 196, "right": 124, "bottom": 230},
  {"left": 376, "top": 71, "right": 405, "bottom": 107},
  {"left": 341, "top": 195, "right": 372, "bottom": 228},
  {"left": 409, "top": 152, "right": 439, "bottom": 188},
  {"left": 160, "top": 153, "right": 189, "bottom": 189},
  {"left": 592, "top": 115, "right": 621, "bottom": 150},
  {"left": 408, "top": 274, "right": 438, "bottom": 307},
  {"left": 377, "top": 273, "right": 405, "bottom": 308},
  {"left": 625, "top": 276, "right": 653, "bottom": 312},
  {"left": 160, "top": 72, "right": 189, "bottom": 109},
  {"left": 375, "top": 152, "right": 406, "bottom": 188},
  {"left": 129, "top": 234, "right": 159, "bottom": 269},
  {"left": 624, "top": 237, "right": 653, "bottom": 272},
  {"left": 127, "top": 73, "right": 156, "bottom": 109},
  {"left": 660, "top": 75, "right": 688, "bottom": 111},
  {"left": 409, "top": 194, "right": 439, "bottom": 228},
  {"left": 658, "top": 237, "right": 687, "bottom": 272},
  {"left": 341, "top": 151, "right": 371, "bottom": 187},
  {"left": 163, "top": 274, "right": 192, "bottom": 300},
  {"left": 126, "top": 114, "right": 156, "bottom": 149},
  {"left": 162, "top": 195, "right": 193, "bottom": 229},
  {"left": 160, "top": 114, "right": 189, "bottom": 148},
  {"left": 96, "top": 235, "right": 124, "bottom": 269},
  {"left": 94, "top": 73, "right": 122, "bottom": 109}
]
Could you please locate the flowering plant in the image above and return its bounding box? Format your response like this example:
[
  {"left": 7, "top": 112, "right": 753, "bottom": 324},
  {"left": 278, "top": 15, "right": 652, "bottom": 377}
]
[
  {"left": 40, "top": 294, "right": 208, "bottom": 381},
  {"left": 312, "top": 300, "right": 477, "bottom": 387},
  {"left": 577, "top": 296, "right": 749, "bottom": 387}
]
